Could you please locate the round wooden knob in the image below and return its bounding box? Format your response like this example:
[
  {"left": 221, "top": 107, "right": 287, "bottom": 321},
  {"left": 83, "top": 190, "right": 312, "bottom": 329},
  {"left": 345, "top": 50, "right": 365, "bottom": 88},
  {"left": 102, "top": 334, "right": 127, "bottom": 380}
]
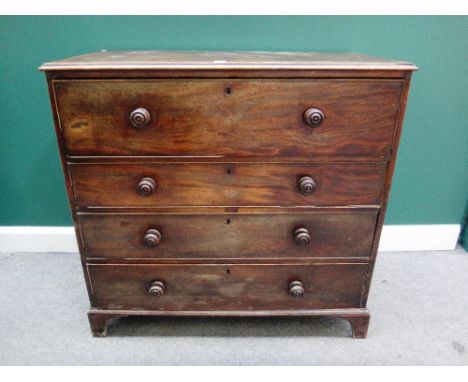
[
  {"left": 298, "top": 176, "right": 316, "bottom": 196},
  {"left": 143, "top": 229, "right": 162, "bottom": 248},
  {"left": 303, "top": 107, "right": 324, "bottom": 128},
  {"left": 137, "top": 177, "right": 156, "bottom": 196},
  {"left": 129, "top": 107, "right": 151, "bottom": 128},
  {"left": 294, "top": 228, "right": 311, "bottom": 247},
  {"left": 289, "top": 281, "right": 305, "bottom": 297},
  {"left": 148, "top": 280, "right": 166, "bottom": 297}
]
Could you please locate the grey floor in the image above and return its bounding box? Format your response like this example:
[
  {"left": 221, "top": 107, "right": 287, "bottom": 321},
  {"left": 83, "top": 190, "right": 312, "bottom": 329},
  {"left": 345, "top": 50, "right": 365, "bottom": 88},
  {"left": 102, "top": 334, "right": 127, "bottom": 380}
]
[{"left": 0, "top": 248, "right": 467, "bottom": 365}]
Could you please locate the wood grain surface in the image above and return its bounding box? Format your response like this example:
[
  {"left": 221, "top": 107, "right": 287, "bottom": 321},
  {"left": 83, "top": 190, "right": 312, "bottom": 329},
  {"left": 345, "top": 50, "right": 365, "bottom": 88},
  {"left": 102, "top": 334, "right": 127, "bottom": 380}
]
[
  {"left": 87, "top": 263, "right": 369, "bottom": 311},
  {"left": 55, "top": 79, "right": 403, "bottom": 160},
  {"left": 40, "top": 50, "right": 417, "bottom": 71},
  {"left": 79, "top": 210, "right": 378, "bottom": 260},
  {"left": 69, "top": 162, "right": 387, "bottom": 208}
]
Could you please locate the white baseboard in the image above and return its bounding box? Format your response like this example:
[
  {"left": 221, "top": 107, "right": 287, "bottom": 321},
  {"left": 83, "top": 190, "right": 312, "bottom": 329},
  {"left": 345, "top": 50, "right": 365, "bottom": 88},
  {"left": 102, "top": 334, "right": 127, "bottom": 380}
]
[
  {"left": 0, "top": 224, "right": 461, "bottom": 253},
  {"left": 378, "top": 224, "right": 460, "bottom": 252},
  {"left": 0, "top": 226, "right": 79, "bottom": 253}
]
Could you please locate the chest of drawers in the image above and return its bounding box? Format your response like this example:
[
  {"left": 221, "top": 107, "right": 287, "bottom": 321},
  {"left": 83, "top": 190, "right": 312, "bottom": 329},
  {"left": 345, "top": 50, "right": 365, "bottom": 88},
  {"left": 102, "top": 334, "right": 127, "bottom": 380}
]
[{"left": 40, "top": 51, "right": 416, "bottom": 338}]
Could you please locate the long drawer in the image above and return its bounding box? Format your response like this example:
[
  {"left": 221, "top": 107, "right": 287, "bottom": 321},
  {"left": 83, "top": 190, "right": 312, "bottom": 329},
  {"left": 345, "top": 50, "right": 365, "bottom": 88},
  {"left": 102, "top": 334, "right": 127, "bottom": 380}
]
[
  {"left": 69, "top": 162, "right": 387, "bottom": 208},
  {"left": 88, "top": 263, "right": 368, "bottom": 311},
  {"left": 79, "top": 211, "right": 378, "bottom": 260},
  {"left": 54, "top": 79, "right": 403, "bottom": 160}
]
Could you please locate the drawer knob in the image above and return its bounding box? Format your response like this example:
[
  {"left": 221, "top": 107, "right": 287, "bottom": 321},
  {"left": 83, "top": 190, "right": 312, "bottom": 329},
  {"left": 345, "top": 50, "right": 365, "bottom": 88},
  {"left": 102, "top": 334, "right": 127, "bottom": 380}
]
[
  {"left": 303, "top": 107, "right": 324, "bottom": 128},
  {"left": 298, "top": 176, "right": 316, "bottom": 195},
  {"left": 148, "top": 280, "right": 166, "bottom": 297},
  {"left": 294, "top": 227, "right": 311, "bottom": 247},
  {"left": 137, "top": 177, "right": 157, "bottom": 196},
  {"left": 129, "top": 107, "right": 151, "bottom": 128},
  {"left": 143, "top": 229, "right": 162, "bottom": 248},
  {"left": 289, "top": 280, "right": 305, "bottom": 297}
]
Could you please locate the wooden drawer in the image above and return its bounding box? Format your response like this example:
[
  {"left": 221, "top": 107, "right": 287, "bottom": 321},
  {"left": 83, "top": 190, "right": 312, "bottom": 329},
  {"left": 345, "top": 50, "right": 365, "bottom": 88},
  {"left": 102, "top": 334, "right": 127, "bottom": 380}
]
[
  {"left": 70, "top": 162, "right": 386, "bottom": 208},
  {"left": 54, "top": 79, "right": 403, "bottom": 160},
  {"left": 79, "top": 210, "right": 377, "bottom": 260},
  {"left": 88, "top": 263, "right": 368, "bottom": 311}
]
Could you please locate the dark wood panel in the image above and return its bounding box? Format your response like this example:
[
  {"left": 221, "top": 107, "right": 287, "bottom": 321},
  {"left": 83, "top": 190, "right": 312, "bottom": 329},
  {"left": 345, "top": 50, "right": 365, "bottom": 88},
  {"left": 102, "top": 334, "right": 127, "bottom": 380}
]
[
  {"left": 88, "top": 263, "right": 368, "bottom": 311},
  {"left": 79, "top": 210, "right": 378, "bottom": 260},
  {"left": 69, "top": 162, "right": 387, "bottom": 208},
  {"left": 47, "top": 69, "right": 411, "bottom": 80},
  {"left": 361, "top": 71, "right": 414, "bottom": 306},
  {"left": 76, "top": 206, "right": 378, "bottom": 214},
  {"left": 54, "top": 79, "right": 402, "bottom": 159}
]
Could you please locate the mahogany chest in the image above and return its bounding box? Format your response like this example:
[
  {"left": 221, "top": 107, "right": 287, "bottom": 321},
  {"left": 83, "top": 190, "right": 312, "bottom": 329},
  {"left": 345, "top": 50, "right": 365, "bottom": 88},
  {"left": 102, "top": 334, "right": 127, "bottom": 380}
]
[{"left": 40, "top": 51, "right": 416, "bottom": 337}]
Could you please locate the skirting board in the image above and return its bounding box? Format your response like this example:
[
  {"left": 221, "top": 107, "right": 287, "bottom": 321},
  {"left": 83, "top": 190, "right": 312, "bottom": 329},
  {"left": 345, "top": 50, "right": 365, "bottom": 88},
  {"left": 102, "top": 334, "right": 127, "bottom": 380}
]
[{"left": 0, "top": 225, "right": 461, "bottom": 253}]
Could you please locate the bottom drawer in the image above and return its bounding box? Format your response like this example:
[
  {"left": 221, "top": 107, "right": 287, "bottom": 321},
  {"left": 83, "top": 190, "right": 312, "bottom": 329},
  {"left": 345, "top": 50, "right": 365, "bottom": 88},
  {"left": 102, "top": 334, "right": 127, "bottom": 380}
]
[{"left": 88, "top": 263, "right": 368, "bottom": 311}]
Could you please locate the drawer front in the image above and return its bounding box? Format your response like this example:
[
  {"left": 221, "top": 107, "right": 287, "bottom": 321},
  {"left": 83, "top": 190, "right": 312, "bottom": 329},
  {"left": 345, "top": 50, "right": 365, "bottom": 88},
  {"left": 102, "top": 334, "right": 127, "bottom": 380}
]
[
  {"left": 88, "top": 263, "right": 368, "bottom": 310},
  {"left": 80, "top": 211, "right": 377, "bottom": 260},
  {"left": 70, "top": 162, "right": 386, "bottom": 208},
  {"left": 55, "top": 79, "right": 402, "bottom": 159}
]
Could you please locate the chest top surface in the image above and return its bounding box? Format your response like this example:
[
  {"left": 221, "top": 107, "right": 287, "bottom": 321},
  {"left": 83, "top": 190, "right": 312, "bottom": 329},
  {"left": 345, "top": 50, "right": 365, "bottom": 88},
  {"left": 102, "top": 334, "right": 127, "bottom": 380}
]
[{"left": 39, "top": 50, "right": 417, "bottom": 71}]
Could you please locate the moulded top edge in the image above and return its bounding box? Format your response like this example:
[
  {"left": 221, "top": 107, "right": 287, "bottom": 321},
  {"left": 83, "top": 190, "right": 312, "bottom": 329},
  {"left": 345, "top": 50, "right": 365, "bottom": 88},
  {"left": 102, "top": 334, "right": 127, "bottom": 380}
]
[{"left": 39, "top": 50, "right": 418, "bottom": 72}]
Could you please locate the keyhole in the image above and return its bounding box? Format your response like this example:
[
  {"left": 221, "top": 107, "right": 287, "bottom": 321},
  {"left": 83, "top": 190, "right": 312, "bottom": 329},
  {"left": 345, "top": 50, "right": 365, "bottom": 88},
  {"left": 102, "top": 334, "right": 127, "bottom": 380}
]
[
  {"left": 226, "top": 218, "right": 231, "bottom": 224},
  {"left": 225, "top": 86, "right": 232, "bottom": 95},
  {"left": 226, "top": 268, "right": 231, "bottom": 274}
]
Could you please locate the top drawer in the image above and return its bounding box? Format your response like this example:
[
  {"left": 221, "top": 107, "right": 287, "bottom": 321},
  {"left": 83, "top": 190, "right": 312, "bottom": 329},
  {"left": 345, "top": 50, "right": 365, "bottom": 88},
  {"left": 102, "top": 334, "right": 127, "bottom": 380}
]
[{"left": 53, "top": 79, "right": 403, "bottom": 159}]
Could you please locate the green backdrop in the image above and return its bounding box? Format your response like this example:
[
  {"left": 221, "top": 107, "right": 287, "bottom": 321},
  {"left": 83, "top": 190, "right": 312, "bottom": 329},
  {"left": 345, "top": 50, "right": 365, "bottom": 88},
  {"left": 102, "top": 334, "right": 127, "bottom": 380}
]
[{"left": 0, "top": 16, "right": 467, "bottom": 226}]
